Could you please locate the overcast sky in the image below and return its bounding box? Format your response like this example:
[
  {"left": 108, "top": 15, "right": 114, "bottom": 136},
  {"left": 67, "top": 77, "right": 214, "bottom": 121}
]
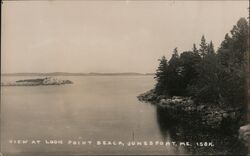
[{"left": 1, "top": 1, "right": 249, "bottom": 73}]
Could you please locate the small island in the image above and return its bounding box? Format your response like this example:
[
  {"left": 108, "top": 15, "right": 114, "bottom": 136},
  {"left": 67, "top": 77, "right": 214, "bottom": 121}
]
[{"left": 1, "top": 77, "right": 73, "bottom": 86}]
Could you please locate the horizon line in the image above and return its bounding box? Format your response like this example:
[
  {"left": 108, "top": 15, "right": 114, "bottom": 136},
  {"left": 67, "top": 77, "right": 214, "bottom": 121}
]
[{"left": 1, "top": 72, "right": 155, "bottom": 76}]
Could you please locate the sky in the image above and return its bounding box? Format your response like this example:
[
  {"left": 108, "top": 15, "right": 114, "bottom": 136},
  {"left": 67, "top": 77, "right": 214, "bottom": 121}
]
[{"left": 1, "top": 1, "right": 249, "bottom": 73}]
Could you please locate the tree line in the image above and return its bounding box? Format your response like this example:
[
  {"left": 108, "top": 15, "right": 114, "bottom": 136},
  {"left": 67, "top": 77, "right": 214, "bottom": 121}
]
[{"left": 154, "top": 17, "right": 249, "bottom": 108}]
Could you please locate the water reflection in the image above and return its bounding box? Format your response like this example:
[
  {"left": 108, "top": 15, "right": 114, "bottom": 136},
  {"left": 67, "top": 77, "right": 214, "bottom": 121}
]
[{"left": 155, "top": 107, "right": 247, "bottom": 155}]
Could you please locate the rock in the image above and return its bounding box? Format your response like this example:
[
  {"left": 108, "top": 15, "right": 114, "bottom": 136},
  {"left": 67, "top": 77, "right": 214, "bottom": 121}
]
[
  {"left": 174, "top": 99, "right": 183, "bottom": 103},
  {"left": 159, "top": 99, "right": 167, "bottom": 105},
  {"left": 197, "top": 105, "right": 206, "bottom": 111},
  {"left": 41, "top": 77, "right": 73, "bottom": 85},
  {"left": 239, "top": 124, "right": 250, "bottom": 146},
  {"left": 187, "top": 99, "right": 194, "bottom": 105},
  {"left": 172, "top": 96, "right": 183, "bottom": 102},
  {"left": 138, "top": 90, "right": 243, "bottom": 130},
  {"left": 63, "top": 80, "right": 73, "bottom": 84},
  {"left": 172, "top": 96, "right": 182, "bottom": 99},
  {"left": 214, "top": 111, "right": 220, "bottom": 115},
  {"left": 137, "top": 89, "right": 159, "bottom": 103},
  {"left": 166, "top": 99, "right": 172, "bottom": 103},
  {"left": 223, "top": 113, "right": 229, "bottom": 118}
]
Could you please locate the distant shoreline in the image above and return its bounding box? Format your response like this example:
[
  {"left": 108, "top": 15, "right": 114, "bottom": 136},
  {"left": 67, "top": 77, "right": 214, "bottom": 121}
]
[{"left": 1, "top": 72, "right": 155, "bottom": 76}]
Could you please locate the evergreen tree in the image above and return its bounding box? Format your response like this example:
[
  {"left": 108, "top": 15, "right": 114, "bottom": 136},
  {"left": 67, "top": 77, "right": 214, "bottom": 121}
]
[
  {"left": 190, "top": 54, "right": 227, "bottom": 104},
  {"left": 230, "top": 18, "right": 248, "bottom": 65},
  {"left": 199, "top": 35, "right": 208, "bottom": 58},
  {"left": 216, "top": 17, "right": 249, "bottom": 107},
  {"left": 193, "top": 18, "right": 248, "bottom": 107},
  {"left": 192, "top": 44, "right": 199, "bottom": 55},
  {"left": 154, "top": 56, "right": 168, "bottom": 95},
  {"left": 153, "top": 17, "right": 248, "bottom": 108},
  {"left": 217, "top": 33, "right": 233, "bottom": 67},
  {"left": 179, "top": 51, "right": 201, "bottom": 96},
  {"left": 207, "top": 41, "right": 215, "bottom": 55},
  {"left": 166, "top": 48, "right": 183, "bottom": 96},
  {"left": 218, "top": 18, "right": 248, "bottom": 69},
  {"left": 172, "top": 47, "right": 179, "bottom": 59}
]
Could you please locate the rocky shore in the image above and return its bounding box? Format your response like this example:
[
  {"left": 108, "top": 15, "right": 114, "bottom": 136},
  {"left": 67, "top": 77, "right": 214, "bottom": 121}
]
[
  {"left": 1, "top": 77, "right": 73, "bottom": 86},
  {"left": 138, "top": 89, "right": 245, "bottom": 130}
]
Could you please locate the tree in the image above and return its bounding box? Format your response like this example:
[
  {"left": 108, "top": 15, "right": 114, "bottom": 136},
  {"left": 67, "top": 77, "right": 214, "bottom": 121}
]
[
  {"left": 216, "top": 17, "right": 249, "bottom": 107},
  {"left": 217, "top": 34, "right": 233, "bottom": 67},
  {"left": 179, "top": 51, "right": 201, "bottom": 96},
  {"left": 172, "top": 47, "right": 179, "bottom": 59},
  {"left": 230, "top": 18, "right": 248, "bottom": 65},
  {"left": 154, "top": 56, "right": 168, "bottom": 95},
  {"left": 190, "top": 53, "right": 226, "bottom": 104},
  {"left": 207, "top": 41, "right": 215, "bottom": 55},
  {"left": 192, "top": 44, "right": 199, "bottom": 55},
  {"left": 199, "top": 35, "right": 208, "bottom": 58},
  {"left": 218, "top": 18, "right": 248, "bottom": 68},
  {"left": 153, "top": 17, "right": 248, "bottom": 108},
  {"left": 166, "top": 48, "right": 183, "bottom": 96},
  {"left": 192, "top": 18, "right": 249, "bottom": 107}
]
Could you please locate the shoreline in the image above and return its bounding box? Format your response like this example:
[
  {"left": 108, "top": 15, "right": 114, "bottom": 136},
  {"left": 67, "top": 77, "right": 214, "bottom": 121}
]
[
  {"left": 137, "top": 89, "right": 245, "bottom": 130},
  {"left": 1, "top": 73, "right": 155, "bottom": 77}
]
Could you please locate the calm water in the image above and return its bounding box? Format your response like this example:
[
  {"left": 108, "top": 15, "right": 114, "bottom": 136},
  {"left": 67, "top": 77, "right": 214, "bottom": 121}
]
[{"left": 1, "top": 76, "right": 247, "bottom": 155}]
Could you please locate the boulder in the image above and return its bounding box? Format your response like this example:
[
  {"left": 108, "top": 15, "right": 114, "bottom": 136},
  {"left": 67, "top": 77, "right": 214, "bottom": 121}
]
[
  {"left": 159, "top": 99, "right": 167, "bottom": 105},
  {"left": 222, "top": 113, "right": 229, "bottom": 118},
  {"left": 239, "top": 124, "right": 250, "bottom": 146}
]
